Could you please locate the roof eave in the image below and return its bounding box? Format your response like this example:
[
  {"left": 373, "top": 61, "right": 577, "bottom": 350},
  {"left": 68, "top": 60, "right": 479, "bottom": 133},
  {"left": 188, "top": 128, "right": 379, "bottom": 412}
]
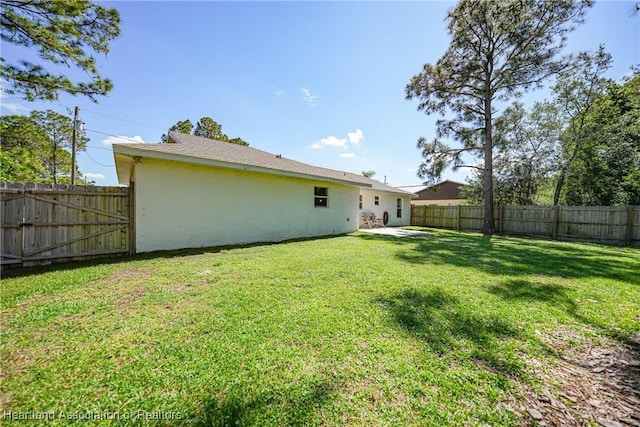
[
  {"left": 113, "top": 150, "right": 135, "bottom": 185},
  {"left": 362, "top": 187, "right": 414, "bottom": 196},
  {"left": 112, "top": 144, "right": 372, "bottom": 188}
]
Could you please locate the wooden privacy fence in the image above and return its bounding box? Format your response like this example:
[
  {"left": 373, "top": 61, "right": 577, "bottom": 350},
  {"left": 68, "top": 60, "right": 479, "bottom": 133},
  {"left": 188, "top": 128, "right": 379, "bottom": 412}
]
[
  {"left": 1, "top": 182, "right": 132, "bottom": 268},
  {"left": 411, "top": 204, "right": 640, "bottom": 245}
]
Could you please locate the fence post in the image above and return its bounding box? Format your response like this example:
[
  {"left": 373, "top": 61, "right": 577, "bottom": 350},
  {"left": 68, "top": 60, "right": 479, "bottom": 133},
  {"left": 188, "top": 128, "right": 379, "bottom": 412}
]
[
  {"left": 626, "top": 205, "right": 634, "bottom": 245},
  {"left": 552, "top": 205, "right": 559, "bottom": 240},
  {"left": 456, "top": 205, "right": 461, "bottom": 231},
  {"left": 422, "top": 205, "right": 427, "bottom": 226},
  {"left": 499, "top": 205, "right": 504, "bottom": 234},
  {"left": 129, "top": 182, "right": 136, "bottom": 255}
]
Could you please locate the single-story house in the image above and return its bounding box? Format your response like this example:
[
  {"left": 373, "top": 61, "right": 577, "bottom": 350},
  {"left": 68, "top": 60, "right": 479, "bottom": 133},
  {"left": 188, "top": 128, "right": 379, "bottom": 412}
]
[
  {"left": 397, "top": 180, "right": 468, "bottom": 206},
  {"left": 113, "top": 131, "right": 412, "bottom": 253},
  {"left": 360, "top": 181, "right": 414, "bottom": 227}
]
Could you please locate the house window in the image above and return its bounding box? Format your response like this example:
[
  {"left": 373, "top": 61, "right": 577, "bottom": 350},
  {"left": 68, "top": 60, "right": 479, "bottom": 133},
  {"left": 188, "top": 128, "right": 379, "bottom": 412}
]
[
  {"left": 314, "top": 186, "right": 328, "bottom": 208},
  {"left": 374, "top": 196, "right": 380, "bottom": 206},
  {"left": 396, "top": 198, "right": 402, "bottom": 218},
  {"left": 359, "top": 194, "right": 363, "bottom": 209}
]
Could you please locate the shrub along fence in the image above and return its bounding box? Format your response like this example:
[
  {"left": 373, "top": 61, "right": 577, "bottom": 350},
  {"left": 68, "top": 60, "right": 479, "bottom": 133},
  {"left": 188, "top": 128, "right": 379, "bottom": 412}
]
[
  {"left": 410, "top": 204, "right": 640, "bottom": 245},
  {"left": 1, "top": 181, "right": 133, "bottom": 269}
]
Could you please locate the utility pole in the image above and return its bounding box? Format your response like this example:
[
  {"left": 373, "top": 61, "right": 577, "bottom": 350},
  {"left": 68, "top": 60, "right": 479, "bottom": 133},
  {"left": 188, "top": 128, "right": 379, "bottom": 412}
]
[{"left": 71, "top": 106, "right": 79, "bottom": 185}]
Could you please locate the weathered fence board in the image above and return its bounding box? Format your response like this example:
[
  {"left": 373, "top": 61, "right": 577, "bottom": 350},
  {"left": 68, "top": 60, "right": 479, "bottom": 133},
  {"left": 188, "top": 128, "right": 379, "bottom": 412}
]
[
  {"left": 1, "top": 182, "right": 132, "bottom": 268},
  {"left": 411, "top": 204, "right": 640, "bottom": 245}
]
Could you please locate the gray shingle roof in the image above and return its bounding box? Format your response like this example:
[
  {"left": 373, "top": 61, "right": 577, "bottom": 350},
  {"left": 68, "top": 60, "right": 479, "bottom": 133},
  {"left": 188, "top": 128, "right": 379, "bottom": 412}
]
[
  {"left": 114, "top": 131, "right": 373, "bottom": 186},
  {"left": 113, "top": 132, "right": 415, "bottom": 196}
]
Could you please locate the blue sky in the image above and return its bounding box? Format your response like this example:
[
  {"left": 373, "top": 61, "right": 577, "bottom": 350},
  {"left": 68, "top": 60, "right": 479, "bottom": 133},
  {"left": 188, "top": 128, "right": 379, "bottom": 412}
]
[{"left": 1, "top": 0, "right": 638, "bottom": 187}]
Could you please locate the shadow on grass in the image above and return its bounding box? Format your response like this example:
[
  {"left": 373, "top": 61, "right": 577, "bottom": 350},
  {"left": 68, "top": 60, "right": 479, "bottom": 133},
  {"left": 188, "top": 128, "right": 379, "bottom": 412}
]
[
  {"left": 486, "top": 278, "right": 589, "bottom": 335},
  {"left": 487, "top": 279, "right": 640, "bottom": 408},
  {"left": 376, "top": 288, "right": 526, "bottom": 377},
  {"left": 486, "top": 279, "right": 577, "bottom": 314},
  {"left": 1, "top": 234, "right": 348, "bottom": 279},
  {"left": 357, "top": 229, "right": 639, "bottom": 284},
  {"left": 185, "top": 378, "right": 337, "bottom": 426}
]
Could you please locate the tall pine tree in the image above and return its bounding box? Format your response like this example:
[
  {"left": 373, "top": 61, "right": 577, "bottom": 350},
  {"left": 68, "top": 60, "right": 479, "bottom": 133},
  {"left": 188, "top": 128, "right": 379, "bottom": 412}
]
[{"left": 406, "top": 0, "right": 592, "bottom": 233}]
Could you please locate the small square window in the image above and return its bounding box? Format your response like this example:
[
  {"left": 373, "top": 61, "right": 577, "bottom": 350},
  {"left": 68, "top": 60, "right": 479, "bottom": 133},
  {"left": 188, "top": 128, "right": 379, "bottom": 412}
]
[
  {"left": 396, "top": 198, "right": 402, "bottom": 218},
  {"left": 359, "top": 194, "right": 363, "bottom": 210},
  {"left": 374, "top": 196, "right": 380, "bottom": 206},
  {"left": 314, "top": 186, "right": 328, "bottom": 208}
]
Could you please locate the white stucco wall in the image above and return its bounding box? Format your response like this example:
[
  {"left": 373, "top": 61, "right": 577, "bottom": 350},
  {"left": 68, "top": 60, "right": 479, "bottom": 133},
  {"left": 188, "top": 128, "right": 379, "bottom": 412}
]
[
  {"left": 359, "top": 189, "right": 411, "bottom": 227},
  {"left": 132, "top": 158, "right": 360, "bottom": 252}
]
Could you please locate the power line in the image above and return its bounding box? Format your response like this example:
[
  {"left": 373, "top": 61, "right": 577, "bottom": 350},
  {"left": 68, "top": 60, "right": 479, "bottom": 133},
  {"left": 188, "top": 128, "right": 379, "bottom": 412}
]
[
  {"left": 84, "top": 128, "right": 147, "bottom": 144},
  {"left": 81, "top": 149, "right": 114, "bottom": 167},
  {"left": 85, "top": 145, "right": 114, "bottom": 151},
  {"left": 1, "top": 98, "right": 166, "bottom": 131},
  {"left": 10, "top": 98, "right": 72, "bottom": 111},
  {"left": 81, "top": 108, "right": 165, "bottom": 131}
]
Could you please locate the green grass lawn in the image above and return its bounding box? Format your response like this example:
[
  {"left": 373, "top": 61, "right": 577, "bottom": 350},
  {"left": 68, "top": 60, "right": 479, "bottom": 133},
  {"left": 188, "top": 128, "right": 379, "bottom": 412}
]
[{"left": 1, "top": 229, "right": 638, "bottom": 426}]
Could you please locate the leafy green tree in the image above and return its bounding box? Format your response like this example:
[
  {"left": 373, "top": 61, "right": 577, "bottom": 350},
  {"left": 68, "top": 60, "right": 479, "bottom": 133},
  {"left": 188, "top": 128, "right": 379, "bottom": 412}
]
[
  {"left": 362, "top": 170, "right": 376, "bottom": 178},
  {"left": 462, "top": 101, "right": 562, "bottom": 205},
  {"left": 161, "top": 119, "right": 193, "bottom": 143},
  {"left": 0, "top": 110, "right": 86, "bottom": 183},
  {"left": 550, "top": 46, "right": 613, "bottom": 205},
  {"left": 194, "top": 117, "right": 227, "bottom": 140},
  {"left": 405, "top": 0, "right": 592, "bottom": 233},
  {"left": 563, "top": 71, "right": 640, "bottom": 205},
  {"left": 1, "top": 0, "right": 121, "bottom": 101},
  {"left": 0, "top": 114, "right": 48, "bottom": 181},
  {"left": 31, "top": 110, "right": 88, "bottom": 184},
  {"left": 227, "top": 137, "right": 249, "bottom": 146},
  {"left": 162, "top": 117, "right": 249, "bottom": 145}
]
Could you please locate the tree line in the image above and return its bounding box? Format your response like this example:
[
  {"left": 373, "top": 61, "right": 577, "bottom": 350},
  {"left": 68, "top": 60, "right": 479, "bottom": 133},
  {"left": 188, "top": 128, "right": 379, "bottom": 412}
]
[
  {"left": 406, "top": 0, "right": 639, "bottom": 234},
  {"left": 0, "top": 112, "right": 249, "bottom": 183},
  {"left": 0, "top": 111, "right": 88, "bottom": 183},
  {"left": 0, "top": 1, "right": 247, "bottom": 184},
  {"left": 462, "top": 53, "right": 639, "bottom": 207},
  {"left": 161, "top": 117, "right": 249, "bottom": 146}
]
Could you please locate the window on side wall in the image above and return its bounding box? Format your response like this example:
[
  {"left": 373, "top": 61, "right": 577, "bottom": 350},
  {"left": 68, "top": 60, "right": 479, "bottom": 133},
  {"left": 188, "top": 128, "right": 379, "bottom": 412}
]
[
  {"left": 396, "top": 198, "right": 402, "bottom": 218},
  {"left": 374, "top": 196, "right": 380, "bottom": 206},
  {"left": 359, "top": 194, "right": 363, "bottom": 209},
  {"left": 314, "top": 186, "right": 328, "bottom": 208}
]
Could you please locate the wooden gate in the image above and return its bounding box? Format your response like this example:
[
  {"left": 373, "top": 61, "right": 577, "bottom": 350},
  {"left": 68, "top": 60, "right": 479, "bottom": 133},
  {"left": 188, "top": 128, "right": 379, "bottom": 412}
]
[{"left": 1, "top": 182, "right": 132, "bottom": 268}]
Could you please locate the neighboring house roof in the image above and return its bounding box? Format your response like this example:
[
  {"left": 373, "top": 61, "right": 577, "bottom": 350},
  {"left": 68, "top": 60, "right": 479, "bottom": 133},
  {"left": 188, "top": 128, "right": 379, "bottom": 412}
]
[
  {"left": 431, "top": 179, "right": 467, "bottom": 187},
  {"left": 397, "top": 180, "right": 467, "bottom": 201},
  {"left": 398, "top": 180, "right": 467, "bottom": 193},
  {"left": 113, "top": 131, "right": 374, "bottom": 187},
  {"left": 396, "top": 185, "right": 428, "bottom": 194}
]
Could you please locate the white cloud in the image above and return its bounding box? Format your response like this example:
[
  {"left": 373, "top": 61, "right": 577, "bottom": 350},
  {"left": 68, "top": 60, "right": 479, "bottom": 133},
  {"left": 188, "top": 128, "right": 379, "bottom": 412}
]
[
  {"left": 83, "top": 172, "right": 106, "bottom": 180},
  {"left": 0, "top": 84, "right": 31, "bottom": 113},
  {"left": 347, "top": 129, "right": 364, "bottom": 145},
  {"left": 311, "top": 135, "right": 347, "bottom": 149},
  {"left": 275, "top": 89, "right": 286, "bottom": 96},
  {"left": 300, "top": 88, "right": 319, "bottom": 107},
  {"left": 340, "top": 153, "right": 355, "bottom": 158},
  {"left": 102, "top": 135, "right": 146, "bottom": 145},
  {"left": 0, "top": 102, "right": 31, "bottom": 113}
]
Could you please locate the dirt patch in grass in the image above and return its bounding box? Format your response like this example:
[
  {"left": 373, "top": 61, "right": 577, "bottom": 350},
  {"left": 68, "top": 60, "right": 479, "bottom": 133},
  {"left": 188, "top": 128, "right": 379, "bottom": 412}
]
[
  {"left": 510, "top": 329, "right": 640, "bottom": 426},
  {"left": 114, "top": 285, "right": 148, "bottom": 310},
  {"left": 101, "top": 267, "right": 151, "bottom": 284},
  {"left": 11, "top": 294, "right": 65, "bottom": 314},
  {"left": 93, "top": 268, "right": 152, "bottom": 309}
]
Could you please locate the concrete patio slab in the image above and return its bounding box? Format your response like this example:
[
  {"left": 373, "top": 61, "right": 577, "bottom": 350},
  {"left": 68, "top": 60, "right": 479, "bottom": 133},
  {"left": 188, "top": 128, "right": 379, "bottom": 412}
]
[{"left": 358, "top": 227, "right": 429, "bottom": 237}]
